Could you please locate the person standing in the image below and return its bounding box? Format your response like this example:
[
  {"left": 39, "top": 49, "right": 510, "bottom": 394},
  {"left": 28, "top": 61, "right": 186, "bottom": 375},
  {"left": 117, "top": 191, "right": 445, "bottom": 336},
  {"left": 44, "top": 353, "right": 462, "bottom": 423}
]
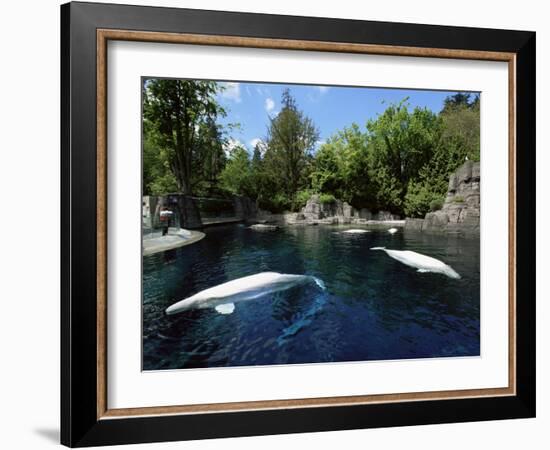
[{"left": 159, "top": 207, "right": 174, "bottom": 236}]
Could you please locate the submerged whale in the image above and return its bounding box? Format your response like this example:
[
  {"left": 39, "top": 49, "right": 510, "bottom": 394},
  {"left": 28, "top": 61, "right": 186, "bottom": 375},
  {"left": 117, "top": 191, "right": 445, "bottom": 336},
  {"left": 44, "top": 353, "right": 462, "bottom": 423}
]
[
  {"left": 387, "top": 228, "right": 398, "bottom": 234},
  {"left": 165, "top": 272, "right": 326, "bottom": 315},
  {"left": 342, "top": 229, "right": 370, "bottom": 234},
  {"left": 370, "top": 247, "right": 461, "bottom": 279}
]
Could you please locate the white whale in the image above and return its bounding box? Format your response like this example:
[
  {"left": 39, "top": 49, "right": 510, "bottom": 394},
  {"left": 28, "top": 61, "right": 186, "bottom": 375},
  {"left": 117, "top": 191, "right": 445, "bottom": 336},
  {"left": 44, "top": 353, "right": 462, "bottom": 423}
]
[
  {"left": 370, "top": 247, "right": 461, "bottom": 279},
  {"left": 388, "top": 228, "right": 398, "bottom": 234},
  {"left": 165, "top": 272, "right": 326, "bottom": 315},
  {"left": 342, "top": 229, "right": 370, "bottom": 234}
]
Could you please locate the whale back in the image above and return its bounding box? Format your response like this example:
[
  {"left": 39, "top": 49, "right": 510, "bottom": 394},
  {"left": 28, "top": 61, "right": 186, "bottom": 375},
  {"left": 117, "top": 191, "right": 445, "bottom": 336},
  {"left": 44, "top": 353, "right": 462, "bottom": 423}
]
[
  {"left": 371, "top": 247, "right": 460, "bottom": 279},
  {"left": 192, "top": 272, "right": 284, "bottom": 301},
  {"left": 165, "top": 272, "right": 318, "bottom": 315}
]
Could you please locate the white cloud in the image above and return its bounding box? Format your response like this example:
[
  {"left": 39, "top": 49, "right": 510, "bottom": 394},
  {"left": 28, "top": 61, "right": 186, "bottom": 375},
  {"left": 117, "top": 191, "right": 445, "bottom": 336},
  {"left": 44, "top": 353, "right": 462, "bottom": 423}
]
[
  {"left": 314, "top": 139, "right": 326, "bottom": 151},
  {"left": 249, "top": 138, "right": 267, "bottom": 155},
  {"left": 256, "top": 86, "right": 270, "bottom": 96},
  {"left": 223, "top": 138, "right": 245, "bottom": 156},
  {"left": 308, "top": 86, "right": 331, "bottom": 101},
  {"left": 220, "top": 82, "right": 241, "bottom": 102},
  {"left": 249, "top": 138, "right": 262, "bottom": 148},
  {"left": 265, "top": 97, "right": 275, "bottom": 112}
]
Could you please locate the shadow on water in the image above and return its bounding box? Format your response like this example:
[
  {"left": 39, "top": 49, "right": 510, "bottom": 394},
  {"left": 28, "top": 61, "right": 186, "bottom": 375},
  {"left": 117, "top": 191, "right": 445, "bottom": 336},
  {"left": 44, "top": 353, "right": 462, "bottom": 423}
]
[{"left": 143, "top": 224, "right": 480, "bottom": 370}]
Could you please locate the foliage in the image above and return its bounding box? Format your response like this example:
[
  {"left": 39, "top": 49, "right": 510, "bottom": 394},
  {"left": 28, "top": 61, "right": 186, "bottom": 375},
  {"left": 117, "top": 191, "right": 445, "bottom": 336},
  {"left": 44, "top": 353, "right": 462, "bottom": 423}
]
[
  {"left": 143, "top": 123, "right": 179, "bottom": 195},
  {"left": 294, "top": 189, "right": 315, "bottom": 211},
  {"left": 143, "top": 81, "right": 480, "bottom": 219},
  {"left": 263, "top": 89, "right": 319, "bottom": 202},
  {"left": 311, "top": 123, "right": 371, "bottom": 206},
  {"left": 453, "top": 195, "right": 465, "bottom": 203},
  {"left": 218, "top": 146, "right": 254, "bottom": 197},
  {"left": 403, "top": 180, "right": 445, "bottom": 217},
  {"left": 365, "top": 100, "right": 443, "bottom": 213},
  {"left": 440, "top": 103, "right": 480, "bottom": 163},
  {"left": 142, "top": 78, "right": 227, "bottom": 195},
  {"left": 429, "top": 197, "right": 445, "bottom": 212},
  {"left": 319, "top": 193, "right": 336, "bottom": 204},
  {"left": 259, "top": 193, "right": 291, "bottom": 214}
]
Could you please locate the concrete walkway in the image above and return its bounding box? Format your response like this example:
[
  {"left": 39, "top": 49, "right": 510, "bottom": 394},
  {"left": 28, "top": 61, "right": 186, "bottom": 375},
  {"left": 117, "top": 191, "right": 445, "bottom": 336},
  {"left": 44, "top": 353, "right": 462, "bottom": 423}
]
[{"left": 143, "top": 228, "right": 205, "bottom": 256}]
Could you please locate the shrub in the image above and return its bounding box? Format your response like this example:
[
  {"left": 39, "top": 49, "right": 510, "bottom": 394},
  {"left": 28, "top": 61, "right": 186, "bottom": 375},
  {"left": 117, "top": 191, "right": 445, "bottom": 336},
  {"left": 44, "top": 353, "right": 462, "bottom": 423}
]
[
  {"left": 429, "top": 197, "right": 444, "bottom": 212},
  {"left": 293, "top": 189, "right": 314, "bottom": 211},
  {"left": 404, "top": 181, "right": 432, "bottom": 218},
  {"left": 319, "top": 193, "right": 336, "bottom": 204},
  {"left": 258, "top": 193, "right": 291, "bottom": 214}
]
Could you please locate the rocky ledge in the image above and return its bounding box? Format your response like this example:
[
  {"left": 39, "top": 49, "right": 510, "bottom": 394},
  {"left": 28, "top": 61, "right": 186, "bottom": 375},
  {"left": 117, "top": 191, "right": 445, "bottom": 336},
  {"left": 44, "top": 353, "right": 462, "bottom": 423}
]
[
  {"left": 405, "top": 160, "right": 480, "bottom": 235},
  {"left": 258, "top": 195, "right": 401, "bottom": 226}
]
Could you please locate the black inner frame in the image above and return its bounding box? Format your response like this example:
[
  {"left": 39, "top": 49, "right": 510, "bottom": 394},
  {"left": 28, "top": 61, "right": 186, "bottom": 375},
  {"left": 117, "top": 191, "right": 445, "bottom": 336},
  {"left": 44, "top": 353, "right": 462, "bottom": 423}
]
[{"left": 61, "top": 2, "right": 536, "bottom": 447}]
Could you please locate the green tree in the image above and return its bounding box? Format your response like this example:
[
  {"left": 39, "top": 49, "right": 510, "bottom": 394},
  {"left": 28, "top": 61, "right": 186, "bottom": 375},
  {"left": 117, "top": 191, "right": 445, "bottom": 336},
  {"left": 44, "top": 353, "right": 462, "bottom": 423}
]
[
  {"left": 143, "top": 78, "right": 226, "bottom": 195},
  {"left": 440, "top": 98, "right": 480, "bottom": 162},
  {"left": 249, "top": 141, "right": 276, "bottom": 208},
  {"left": 311, "top": 123, "right": 373, "bottom": 207},
  {"left": 365, "top": 99, "right": 442, "bottom": 213},
  {"left": 218, "top": 145, "right": 254, "bottom": 197},
  {"left": 142, "top": 122, "right": 179, "bottom": 195},
  {"left": 403, "top": 93, "right": 480, "bottom": 217},
  {"left": 441, "top": 92, "right": 472, "bottom": 113},
  {"left": 264, "top": 89, "right": 319, "bottom": 203}
]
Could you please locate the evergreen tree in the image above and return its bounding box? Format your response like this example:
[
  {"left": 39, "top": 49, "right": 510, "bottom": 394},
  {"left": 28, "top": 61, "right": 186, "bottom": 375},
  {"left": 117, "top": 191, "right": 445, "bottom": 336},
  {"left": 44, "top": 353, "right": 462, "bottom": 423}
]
[{"left": 264, "top": 89, "right": 319, "bottom": 202}]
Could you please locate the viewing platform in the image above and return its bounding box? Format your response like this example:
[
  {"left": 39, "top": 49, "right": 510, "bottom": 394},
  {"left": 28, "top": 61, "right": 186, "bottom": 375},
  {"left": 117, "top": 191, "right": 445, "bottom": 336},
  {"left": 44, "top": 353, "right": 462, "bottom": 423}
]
[{"left": 143, "top": 228, "right": 205, "bottom": 256}]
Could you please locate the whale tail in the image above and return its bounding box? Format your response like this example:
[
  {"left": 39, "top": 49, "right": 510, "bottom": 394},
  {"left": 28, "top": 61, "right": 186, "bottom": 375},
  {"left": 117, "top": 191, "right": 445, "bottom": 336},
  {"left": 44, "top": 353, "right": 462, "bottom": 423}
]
[
  {"left": 445, "top": 266, "right": 462, "bottom": 279},
  {"left": 277, "top": 295, "right": 327, "bottom": 346},
  {"left": 277, "top": 276, "right": 328, "bottom": 346},
  {"left": 370, "top": 246, "right": 386, "bottom": 251},
  {"left": 311, "top": 276, "right": 327, "bottom": 291}
]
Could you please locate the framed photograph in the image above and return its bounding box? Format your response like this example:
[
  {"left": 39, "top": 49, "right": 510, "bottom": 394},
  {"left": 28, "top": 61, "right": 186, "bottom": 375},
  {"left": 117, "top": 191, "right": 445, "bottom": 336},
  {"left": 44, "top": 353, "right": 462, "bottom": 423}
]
[{"left": 61, "top": 1, "right": 536, "bottom": 447}]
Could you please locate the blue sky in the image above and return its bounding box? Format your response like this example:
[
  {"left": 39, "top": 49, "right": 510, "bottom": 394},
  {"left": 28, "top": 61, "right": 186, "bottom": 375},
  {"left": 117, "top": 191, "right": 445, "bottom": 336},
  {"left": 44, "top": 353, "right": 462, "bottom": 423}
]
[{"left": 215, "top": 81, "right": 478, "bottom": 153}]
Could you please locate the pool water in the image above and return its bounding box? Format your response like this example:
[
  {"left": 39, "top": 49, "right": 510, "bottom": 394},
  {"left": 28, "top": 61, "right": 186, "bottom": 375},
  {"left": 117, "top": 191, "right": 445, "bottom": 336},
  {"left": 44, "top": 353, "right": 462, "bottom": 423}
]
[{"left": 142, "top": 224, "right": 480, "bottom": 370}]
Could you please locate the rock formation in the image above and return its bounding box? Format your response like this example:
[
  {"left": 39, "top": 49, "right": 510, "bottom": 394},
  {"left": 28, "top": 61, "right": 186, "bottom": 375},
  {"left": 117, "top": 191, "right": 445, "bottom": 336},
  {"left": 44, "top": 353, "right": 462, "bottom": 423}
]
[
  {"left": 287, "top": 194, "right": 400, "bottom": 225},
  {"left": 405, "top": 161, "right": 480, "bottom": 235}
]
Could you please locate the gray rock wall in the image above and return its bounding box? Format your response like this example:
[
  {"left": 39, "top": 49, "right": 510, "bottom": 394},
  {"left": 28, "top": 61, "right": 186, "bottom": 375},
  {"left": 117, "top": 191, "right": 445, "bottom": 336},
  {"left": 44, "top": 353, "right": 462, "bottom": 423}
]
[
  {"left": 176, "top": 196, "right": 203, "bottom": 229},
  {"left": 143, "top": 194, "right": 259, "bottom": 230},
  {"left": 294, "top": 194, "right": 400, "bottom": 225},
  {"left": 405, "top": 161, "right": 480, "bottom": 235},
  {"left": 233, "top": 196, "right": 258, "bottom": 220}
]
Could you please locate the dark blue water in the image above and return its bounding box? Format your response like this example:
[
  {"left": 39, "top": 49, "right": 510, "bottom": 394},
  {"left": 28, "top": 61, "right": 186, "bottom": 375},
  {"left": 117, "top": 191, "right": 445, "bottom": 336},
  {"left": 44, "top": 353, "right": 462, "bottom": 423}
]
[{"left": 142, "top": 225, "right": 479, "bottom": 370}]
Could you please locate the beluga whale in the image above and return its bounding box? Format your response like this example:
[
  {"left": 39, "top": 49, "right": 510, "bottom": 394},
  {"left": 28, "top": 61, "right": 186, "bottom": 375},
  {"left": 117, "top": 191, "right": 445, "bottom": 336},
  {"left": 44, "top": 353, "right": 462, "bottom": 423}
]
[
  {"left": 370, "top": 247, "right": 461, "bottom": 279},
  {"left": 341, "top": 229, "right": 370, "bottom": 234},
  {"left": 165, "top": 272, "right": 326, "bottom": 316}
]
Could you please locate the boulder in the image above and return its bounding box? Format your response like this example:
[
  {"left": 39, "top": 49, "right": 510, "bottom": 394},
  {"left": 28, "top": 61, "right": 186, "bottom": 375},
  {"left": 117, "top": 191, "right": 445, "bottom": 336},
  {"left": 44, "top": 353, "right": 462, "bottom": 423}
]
[
  {"left": 405, "top": 218, "right": 424, "bottom": 231},
  {"left": 374, "top": 210, "right": 399, "bottom": 221},
  {"left": 359, "top": 208, "right": 372, "bottom": 220},
  {"left": 302, "top": 195, "right": 324, "bottom": 220},
  {"left": 423, "top": 211, "right": 449, "bottom": 229},
  {"left": 343, "top": 202, "right": 354, "bottom": 218},
  {"left": 405, "top": 161, "right": 480, "bottom": 235}
]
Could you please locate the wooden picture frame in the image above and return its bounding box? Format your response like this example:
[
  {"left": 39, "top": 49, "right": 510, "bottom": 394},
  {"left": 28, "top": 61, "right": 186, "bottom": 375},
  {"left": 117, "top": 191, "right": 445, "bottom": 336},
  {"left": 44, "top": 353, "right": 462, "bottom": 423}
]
[{"left": 61, "top": 1, "right": 536, "bottom": 447}]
